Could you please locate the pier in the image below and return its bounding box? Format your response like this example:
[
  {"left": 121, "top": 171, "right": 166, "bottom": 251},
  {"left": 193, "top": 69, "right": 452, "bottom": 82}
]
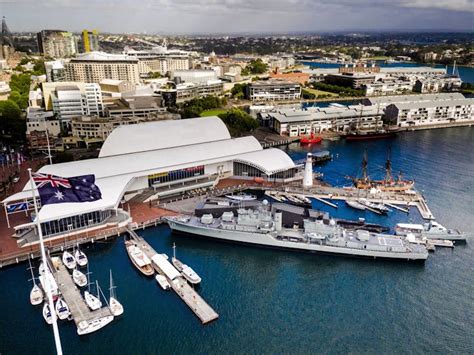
[
  {"left": 127, "top": 229, "right": 219, "bottom": 324},
  {"left": 49, "top": 255, "right": 113, "bottom": 331}
]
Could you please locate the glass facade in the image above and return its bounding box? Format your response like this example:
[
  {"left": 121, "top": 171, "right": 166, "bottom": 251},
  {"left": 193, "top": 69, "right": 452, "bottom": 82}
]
[
  {"left": 148, "top": 165, "right": 205, "bottom": 186},
  {"left": 233, "top": 162, "right": 296, "bottom": 180},
  {"left": 40, "top": 210, "right": 112, "bottom": 237}
]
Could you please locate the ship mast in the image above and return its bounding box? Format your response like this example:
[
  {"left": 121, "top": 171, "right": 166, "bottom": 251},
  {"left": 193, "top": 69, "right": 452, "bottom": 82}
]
[
  {"left": 384, "top": 148, "right": 393, "bottom": 184},
  {"left": 361, "top": 150, "right": 368, "bottom": 182}
]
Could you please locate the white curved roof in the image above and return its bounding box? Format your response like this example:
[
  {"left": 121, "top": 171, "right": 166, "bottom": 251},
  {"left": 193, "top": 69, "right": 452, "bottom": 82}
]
[
  {"left": 235, "top": 148, "right": 296, "bottom": 175},
  {"left": 99, "top": 117, "right": 231, "bottom": 158}
]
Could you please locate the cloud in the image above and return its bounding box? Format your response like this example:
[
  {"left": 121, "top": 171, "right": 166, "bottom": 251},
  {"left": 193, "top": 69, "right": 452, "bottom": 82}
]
[{"left": 2, "top": 0, "right": 473, "bottom": 32}]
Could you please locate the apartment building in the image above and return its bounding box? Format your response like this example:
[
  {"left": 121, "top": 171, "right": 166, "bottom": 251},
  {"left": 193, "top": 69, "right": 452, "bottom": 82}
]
[
  {"left": 37, "top": 30, "right": 77, "bottom": 58},
  {"left": 65, "top": 52, "right": 140, "bottom": 85},
  {"left": 385, "top": 98, "right": 474, "bottom": 128},
  {"left": 247, "top": 80, "right": 301, "bottom": 102}
]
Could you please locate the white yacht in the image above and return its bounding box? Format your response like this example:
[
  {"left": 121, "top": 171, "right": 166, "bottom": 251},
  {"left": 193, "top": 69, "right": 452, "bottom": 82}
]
[
  {"left": 39, "top": 270, "right": 59, "bottom": 301},
  {"left": 125, "top": 241, "right": 154, "bottom": 276},
  {"left": 225, "top": 192, "right": 257, "bottom": 201},
  {"left": 346, "top": 200, "right": 366, "bottom": 211},
  {"left": 75, "top": 246, "right": 88, "bottom": 267},
  {"left": 77, "top": 316, "right": 114, "bottom": 336},
  {"left": 166, "top": 202, "right": 428, "bottom": 261},
  {"left": 171, "top": 243, "right": 201, "bottom": 285},
  {"left": 55, "top": 298, "right": 71, "bottom": 320},
  {"left": 84, "top": 290, "right": 102, "bottom": 311},
  {"left": 62, "top": 251, "right": 76, "bottom": 270},
  {"left": 42, "top": 303, "right": 53, "bottom": 325},
  {"left": 108, "top": 270, "right": 124, "bottom": 317},
  {"left": 73, "top": 269, "right": 88, "bottom": 288},
  {"left": 395, "top": 221, "right": 467, "bottom": 241}
]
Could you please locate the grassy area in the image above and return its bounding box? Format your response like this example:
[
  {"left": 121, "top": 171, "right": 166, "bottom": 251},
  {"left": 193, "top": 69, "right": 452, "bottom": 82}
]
[
  {"left": 304, "top": 87, "right": 339, "bottom": 97},
  {"left": 200, "top": 109, "right": 227, "bottom": 117}
]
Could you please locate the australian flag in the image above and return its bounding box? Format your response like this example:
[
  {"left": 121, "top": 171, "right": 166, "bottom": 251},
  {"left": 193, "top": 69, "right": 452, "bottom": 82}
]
[{"left": 32, "top": 173, "right": 102, "bottom": 206}]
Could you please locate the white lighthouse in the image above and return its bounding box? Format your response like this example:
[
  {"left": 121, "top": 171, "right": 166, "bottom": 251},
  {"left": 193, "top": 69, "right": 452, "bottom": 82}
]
[{"left": 303, "top": 153, "right": 313, "bottom": 189}]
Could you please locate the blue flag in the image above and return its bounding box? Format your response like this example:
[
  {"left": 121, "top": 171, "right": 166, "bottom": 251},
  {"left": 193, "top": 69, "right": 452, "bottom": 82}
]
[{"left": 32, "top": 173, "right": 102, "bottom": 206}]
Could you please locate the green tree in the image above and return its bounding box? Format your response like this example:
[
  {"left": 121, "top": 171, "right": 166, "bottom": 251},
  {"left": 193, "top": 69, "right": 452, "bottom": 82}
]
[
  {"left": 218, "top": 108, "right": 259, "bottom": 136},
  {"left": 242, "top": 59, "right": 268, "bottom": 76}
]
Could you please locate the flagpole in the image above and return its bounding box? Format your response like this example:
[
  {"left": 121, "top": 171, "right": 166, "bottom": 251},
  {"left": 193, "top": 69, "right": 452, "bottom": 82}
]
[{"left": 28, "top": 168, "right": 63, "bottom": 355}]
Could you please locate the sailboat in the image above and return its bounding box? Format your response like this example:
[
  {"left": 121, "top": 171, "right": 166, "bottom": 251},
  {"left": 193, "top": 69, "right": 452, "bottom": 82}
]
[
  {"left": 172, "top": 243, "right": 201, "bottom": 285},
  {"left": 55, "top": 297, "right": 71, "bottom": 320},
  {"left": 42, "top": 302, "right": 53, "bottom": 325},
  {"left": 84, "top": 266, "right": 102, "bottom": 311},
  {"left": 28, "top": 258, "right": 43, "bottom": 306},
  {"left": 62, "top": 250, "right": 76, "bottom": 270},
  {"left": 75, "top": 245, "right": 88, "bottom": 267},
  {"left": 108, "top": 270, "right": 124, "bottom": 316},
  {"left": 72, "top": 267, "right": 88, "bottom": 288},
  {"left": 38, "top": 263, "right": 59, "bottom": 301},
  {"left": 349, "top": 150, "right": 414, "bottom": 192}
]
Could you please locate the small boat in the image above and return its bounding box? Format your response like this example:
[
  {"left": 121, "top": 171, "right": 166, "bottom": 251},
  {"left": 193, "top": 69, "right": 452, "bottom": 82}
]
[
  {"left": 428, "top": 239, "right": 454, "bottom": 248},
  {"left": 55, "top": 298, "right": 71, "bottom": 320},
  {"left": 75, "top": 246, "right": 88, "bottom": 267},
  {"left": 77, "top": 316, "right": 114, "bottom": 336},
  {"left": 28, "top": 258, "right": 43, "bottom": 306},
  {"left": 84, "top": 290, "right": 102, "bottom": 311},
  {"left": 125, "top": 240, "right": 154, "bottom": 276},
  {"left": 300, "top": 133, "right": 322, "bottom": 145},
  {"left": 73, "top": 269, "right": 88, "bottom": 287},
  {"left": 39, "top": 270, "right": 59, "bottom": 301},
  {"left": 358, "top": 198, "right": 390, "bottom": 214},
  {"left": 108, "top": 270, "right": 124, "bottom": 316},
  {"left": 62, "top": 251, "right": 76, "bottom": 270},
  {"left": 172, "top": 243, "right": 201, "bottom": 285},
  {"left": 43, "top": 302, "right": 53, "bottom": 325},
  {"left": 225, "top": 192, "right": 257, "bottom": 201},
  {"left": 346, "top": 200, "right": 366, "bottom": 211},
  {"left": 155, "top": 274, "right": 170, "bottom": 290}
]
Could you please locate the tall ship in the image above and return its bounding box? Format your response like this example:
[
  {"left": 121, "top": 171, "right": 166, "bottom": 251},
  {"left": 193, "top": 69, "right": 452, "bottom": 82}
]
[
  {"left": 166, "top": 203, "right": 428, "bottom": 261},
  {"left": 349, "top": 151, "right": 414, "bottom": 192},
  {"left": 342, "top": 104, "right": 397, "bottom": 140}
]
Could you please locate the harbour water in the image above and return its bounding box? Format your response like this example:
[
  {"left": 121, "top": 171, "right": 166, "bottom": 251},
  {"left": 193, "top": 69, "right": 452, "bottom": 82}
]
[{"left": 1, "top": 127, "right": 473, "bottom": 354}]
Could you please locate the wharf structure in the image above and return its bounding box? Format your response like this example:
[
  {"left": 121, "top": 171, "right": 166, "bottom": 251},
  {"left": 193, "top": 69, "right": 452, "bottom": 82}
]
[
  {"left": 2, "top": 117, "right": 298, "bottom": 257},
  {"left": 128, "top": 229, "right": 218, "bottom": 324}
]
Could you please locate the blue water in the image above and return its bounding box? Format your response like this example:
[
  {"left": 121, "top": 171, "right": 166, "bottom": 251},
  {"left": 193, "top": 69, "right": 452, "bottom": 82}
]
[
  {"left": 302, "top": 61, "right": 474, "bottom": 84},
  {"left": 1, "top": 127, "right": 473, "bottom": 354}
]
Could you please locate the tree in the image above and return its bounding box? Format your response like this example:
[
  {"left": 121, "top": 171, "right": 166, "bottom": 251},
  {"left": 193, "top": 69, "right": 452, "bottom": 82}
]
[
  {"left": 0, "top": 100, "right": 25, "bottom": 143},
  {"left": 242, "top": 59, "right": 268, "bottom": 76},
  {"left": 218, "top": 108, "right": 259, "bottom": 137},
  {"left": 231, "top": 83, "right": 248, "bottom": 99}
]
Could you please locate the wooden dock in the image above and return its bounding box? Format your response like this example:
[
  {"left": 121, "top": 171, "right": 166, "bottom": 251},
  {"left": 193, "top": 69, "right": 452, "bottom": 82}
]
[
  {"left": 127, "top": 229, "right": 218, "bottom": 324},
  {"left": 50, "top": 256, "right": 113, "bottom": 329}
]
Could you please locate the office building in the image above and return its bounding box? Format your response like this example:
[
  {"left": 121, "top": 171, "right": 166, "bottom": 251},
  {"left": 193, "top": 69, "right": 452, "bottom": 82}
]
[
  {"left": 65, "top": 52, "right": 140, "bottom": 85},
  {"left": 171, "top": 70, "right": 218, "bottom": 84},
  {"left": 324, "top": 73, "right": 376, "bottom": 89},
  {"left": 125, "top": 47, "right": 191, "bottom": 76},
  {"left": 82, "top": 30, "right": 99, "bottom": 52},
  {"left": 247, "top": 80, "right": 301, "bottom": 102},
  {"left": 37, "top": 30, "right": 77, "bottom": 58},
  {"left": 44, "top": 60, "right": 67, "bottom": 82}
]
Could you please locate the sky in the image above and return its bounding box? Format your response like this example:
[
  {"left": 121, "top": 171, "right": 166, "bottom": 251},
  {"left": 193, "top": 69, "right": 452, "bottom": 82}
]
[{"left": 2, "top": 0, "right": 473, "bottom": 34}]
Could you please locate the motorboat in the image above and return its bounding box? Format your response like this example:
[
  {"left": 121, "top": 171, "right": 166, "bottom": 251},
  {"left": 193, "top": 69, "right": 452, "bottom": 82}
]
[
  {"left": 155, "top": 274, "right": 171, "bottom": 290},
  {"left": 75, "top": 247, "right": 88, "bottom": 267},
  {"left": 84, "top": 291, "right": 102, "bottom": 311},
  {"left": 225, "top": 192, "right": 257, "bottom": 201},
  {"left": 55, "top": 298, "right": 71, "bottom": 320},
  {"left": 62, "top": 251, "right": 76, "bottom": 270},
  {"left": 73, "top": 269, "right": 88, "bottom": 288},
  {"left": 358, "top": 198, "right": 391, "bottom": 214},
  {"left": 108, "top": 270, "right": 124, "bottom": 316},
  {"left": 346, "top": 200, "right": 366, "bottom": 211},
  {"left": 172, "top": 243, "right": 201, "bottom": 285},
  {"left": 42, "top": 302, "right": 53, "bottom": 325},
  {"left": 77, "top": 316, "right": 114, "bottom": 336},
  {"left": 125, "top": 241, "right": 154, "bottom": 276}
]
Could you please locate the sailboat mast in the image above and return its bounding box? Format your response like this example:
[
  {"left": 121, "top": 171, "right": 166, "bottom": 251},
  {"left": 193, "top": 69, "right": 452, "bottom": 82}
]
[
  {"left": 173, "top": 243, "right": 176, "bottom": 259},
  {"left": 28, "top": 257, "right": 36, "bottom": 285}
]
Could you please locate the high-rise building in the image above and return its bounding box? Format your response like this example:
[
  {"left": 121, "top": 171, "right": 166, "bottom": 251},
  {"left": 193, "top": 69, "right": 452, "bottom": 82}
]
[
  {"left": 37, "top": 30, "right": 78, "bottom": 58},
  {"left": 82, "top": 29, "right": 99, "bottom": 53},
  {"left": 65, "top": 52, "right": 140, "bottom": 85}
]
